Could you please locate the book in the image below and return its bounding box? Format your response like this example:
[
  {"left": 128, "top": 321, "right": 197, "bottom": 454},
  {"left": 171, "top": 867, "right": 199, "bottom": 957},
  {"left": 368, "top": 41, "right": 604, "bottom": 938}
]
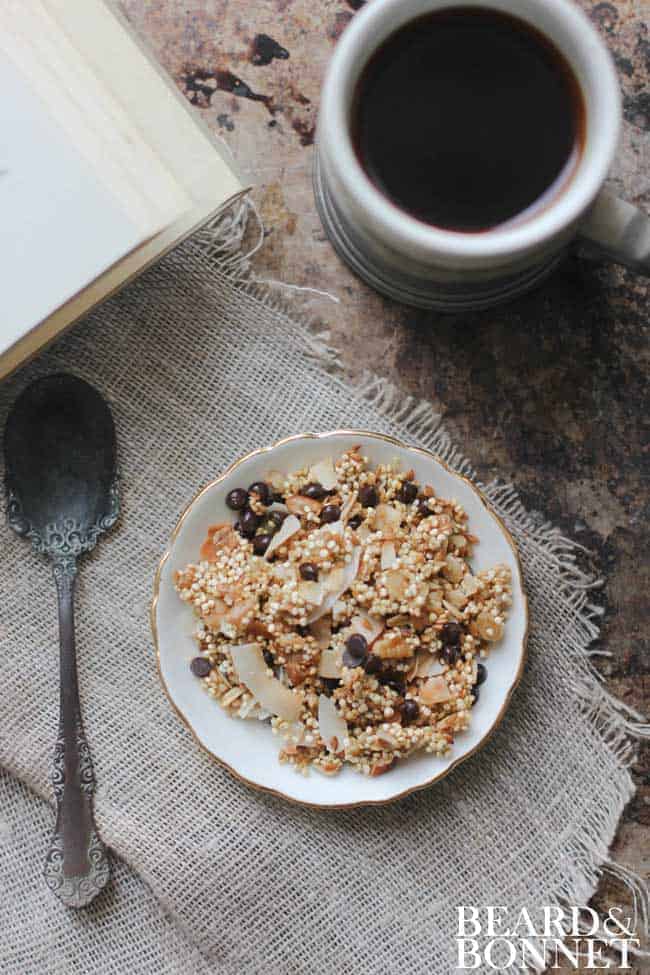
[{"left": 0, "top": 0, "right": 244, "bottom": 378}]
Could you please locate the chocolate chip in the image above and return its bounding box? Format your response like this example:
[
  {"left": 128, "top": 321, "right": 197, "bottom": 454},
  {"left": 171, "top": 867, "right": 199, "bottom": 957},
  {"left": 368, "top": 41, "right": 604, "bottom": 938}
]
[
  {"left": 441, "top": 643, "right": 461, "bottom": 666},
  {"left": 263, "top": 649, "right": 275, "bottom": 668},
  {"left": 226, "top": 487, "right": 248, "bottom": 511},
  {"left": 416, "top": 496, "right": 432, "bottom": 516},
  {"left": 363, "top": 654, "right": 382, "bottom": 675},
  {"left": 343, "top": 633, "right": 368, "bottom": 667},
  {"left": 266, "top": 510, "right": 287, "bottom": 532},
  {"left": 379, "top": 669, "right": 406, "bottom": 693},
  {"left": 441, "top": 621, "right": 462, "bottom": 646},
  {"left": 320, "top": 504, "right": 341, "bottom": 524},
  {"left": 401, "top": 699, "right": 419, "bottom": 723},
  {"left": 299, "top": 562, "right": 319, "bottom": 581},
  {"left": 348, "top": 514, "right": 362, "bottom": 529},
  {"left": 358, "top": 485, "right": 379, "bottom": 507},
  {"left": 248, "top": 481, "right": 271, "bottom": 506},
  {"left": 190, "top": 656, "right": 212, "bottom": 678},
  {"left": 238, "top": 508, "right": 259, "bottom": 538},
  {"left": 252, "top": 533, "right": 272, "bottom": 556},
  {"left": 302, "top": 481, "right": 327, "bottom": 500},
  {"left": 322, "top": 677, "right": 340, "bottom": 694},
  {"left": 398, "top": 481, "right": 418, "bottom": 504},
  {"left": 475, "top": 662, "right": 487, "bottom": 686}
]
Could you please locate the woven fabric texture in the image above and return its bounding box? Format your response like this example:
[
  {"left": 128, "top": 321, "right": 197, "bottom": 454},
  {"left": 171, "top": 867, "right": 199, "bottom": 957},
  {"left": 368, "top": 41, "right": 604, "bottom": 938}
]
[{"left": 0, "top": 210, "right": 638, "bottom": 974}]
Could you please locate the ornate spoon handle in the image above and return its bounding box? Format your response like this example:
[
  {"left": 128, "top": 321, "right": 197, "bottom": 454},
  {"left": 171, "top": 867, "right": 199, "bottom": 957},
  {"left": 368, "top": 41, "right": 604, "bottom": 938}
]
[{"left": 44, "top": 557, "right": 110, "bottom": 908}]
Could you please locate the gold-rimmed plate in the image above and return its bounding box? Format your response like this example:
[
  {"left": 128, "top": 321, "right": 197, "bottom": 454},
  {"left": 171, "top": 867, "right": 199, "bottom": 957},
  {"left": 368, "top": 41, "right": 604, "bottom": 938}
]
[{"left": 151, "top": 431, "right": 527, "bottom": 808}]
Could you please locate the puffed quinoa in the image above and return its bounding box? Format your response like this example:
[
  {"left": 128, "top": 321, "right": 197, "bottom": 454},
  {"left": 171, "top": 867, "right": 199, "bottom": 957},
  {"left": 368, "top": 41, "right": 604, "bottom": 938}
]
[{"left": 175, "top": 448, "right": 511, "bottom": 777}]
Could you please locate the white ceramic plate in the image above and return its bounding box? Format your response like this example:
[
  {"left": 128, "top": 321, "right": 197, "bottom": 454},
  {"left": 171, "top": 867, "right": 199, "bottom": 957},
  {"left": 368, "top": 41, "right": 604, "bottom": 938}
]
[{"left": 152, "top": 431, "right": 528, "bottom": 808}]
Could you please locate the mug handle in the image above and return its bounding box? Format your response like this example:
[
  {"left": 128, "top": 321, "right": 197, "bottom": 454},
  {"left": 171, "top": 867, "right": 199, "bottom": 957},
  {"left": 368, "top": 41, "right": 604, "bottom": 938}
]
[{"left": 578, "top": 189, "right": 650, "bottom": 274}]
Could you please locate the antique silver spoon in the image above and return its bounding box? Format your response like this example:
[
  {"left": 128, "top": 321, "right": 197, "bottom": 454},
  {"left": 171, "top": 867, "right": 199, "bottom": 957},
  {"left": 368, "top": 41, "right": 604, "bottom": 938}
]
[{"left": 4, "top": 374, "right": 119, "bottom": 908}]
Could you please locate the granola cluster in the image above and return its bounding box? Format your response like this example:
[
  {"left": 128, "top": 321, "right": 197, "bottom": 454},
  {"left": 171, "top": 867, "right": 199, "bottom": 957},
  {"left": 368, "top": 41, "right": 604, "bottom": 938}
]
[{"left": 175, "top": 448, "right": 511, "bottom": 777}]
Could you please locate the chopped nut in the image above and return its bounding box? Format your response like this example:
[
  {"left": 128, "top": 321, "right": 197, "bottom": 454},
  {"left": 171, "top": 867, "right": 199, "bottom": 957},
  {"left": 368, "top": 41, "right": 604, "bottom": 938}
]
[{"left": 373, "top": 630, "right": 413, "bottom": 660}]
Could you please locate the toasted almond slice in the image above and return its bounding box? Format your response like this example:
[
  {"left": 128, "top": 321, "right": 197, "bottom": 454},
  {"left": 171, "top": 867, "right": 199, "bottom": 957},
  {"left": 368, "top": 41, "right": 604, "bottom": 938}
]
[
  {"left": 286, "top": 494, "right": 323, "bottom": 517},
  {"left": 380, "top": 540, "right": 398, "bottom": 570},
  {"left": 375, "top": 503, "right": 401, "bottom": 535},
  {"left": 318, "top": 648, "right": 342, "bottom": 678},
  {"left": 318, "top": 694, "right": 348, "bottom": 753},
  {"left": 265, "top": 514, "right": 301, "bottom": 559},
  {"left": 230, "top": 643, "right": 303, "bottom": 721},
  {"left": 308, "top": 457, "right": 338, "bottom": 490},
  {"left": 421, "top": 675, "right": 452, "bottom": 705}
]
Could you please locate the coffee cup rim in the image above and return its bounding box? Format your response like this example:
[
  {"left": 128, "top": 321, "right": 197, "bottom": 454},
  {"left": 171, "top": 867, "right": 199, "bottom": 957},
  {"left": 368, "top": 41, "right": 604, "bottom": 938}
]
[{"left": 318, "top": 0, "right": 621, "bottom": 267}]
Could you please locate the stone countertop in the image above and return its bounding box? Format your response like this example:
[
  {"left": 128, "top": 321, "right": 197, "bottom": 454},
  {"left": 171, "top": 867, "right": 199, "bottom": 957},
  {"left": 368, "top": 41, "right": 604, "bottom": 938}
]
[{"left": 124, "top": 0, "right": 648, "bottom": 955}]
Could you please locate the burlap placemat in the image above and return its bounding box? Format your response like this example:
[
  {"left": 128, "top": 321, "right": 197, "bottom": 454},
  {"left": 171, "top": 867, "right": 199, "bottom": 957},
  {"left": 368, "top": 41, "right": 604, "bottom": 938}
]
[{"left": 0, "top": 204, "right": 645, "bottom": 973}]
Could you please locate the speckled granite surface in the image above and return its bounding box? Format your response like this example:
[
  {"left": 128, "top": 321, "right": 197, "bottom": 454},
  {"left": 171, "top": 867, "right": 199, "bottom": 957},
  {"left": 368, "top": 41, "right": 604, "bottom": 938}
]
[{"left": 122, "top": 0, "right": 648, "bottom": 949}]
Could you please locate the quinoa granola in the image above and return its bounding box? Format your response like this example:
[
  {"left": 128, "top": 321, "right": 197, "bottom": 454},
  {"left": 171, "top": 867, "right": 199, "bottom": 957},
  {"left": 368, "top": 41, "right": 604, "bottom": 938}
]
[{"left": 174, "top": 448, "right": 512, "bottom": 777}]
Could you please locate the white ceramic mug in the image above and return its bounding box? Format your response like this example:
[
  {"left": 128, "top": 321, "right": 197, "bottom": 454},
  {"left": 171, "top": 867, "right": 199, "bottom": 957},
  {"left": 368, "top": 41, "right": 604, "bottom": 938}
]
[{"left": 314, "top": 0, "right": 650, "bottom": 310}]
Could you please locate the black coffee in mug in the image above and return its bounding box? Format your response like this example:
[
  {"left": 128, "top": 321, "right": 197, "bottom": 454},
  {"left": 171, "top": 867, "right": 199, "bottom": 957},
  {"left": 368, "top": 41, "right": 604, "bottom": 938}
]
[{"left": 351, "top": 7, "right": 586, "bottom": 232}]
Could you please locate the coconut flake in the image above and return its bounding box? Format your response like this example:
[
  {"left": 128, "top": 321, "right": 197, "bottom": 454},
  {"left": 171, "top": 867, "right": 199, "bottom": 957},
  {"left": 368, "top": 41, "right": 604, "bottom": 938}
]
[
  {"left": 305, "top": 546, "right": 361, "bottom": 623},
  {"left": 318, "top": 648, "right": 342, "bottom": 678},
  {"left": 298, "top": 580, "right": 325, "bottom": 605},
  {"left": 380, "top": 540, "right": 397, "bottom": 570},
  {"left": 230, "top": 643, "right": 303, "bottom": 721},
  {"left": 375, "top": 503, "right": 401, "bottom": 535},
  {"left": 308, "top": 457, "right": 338, "bottom": 491},
  {"left": 356, "top": 523, "right": 372, "bottom": 542},
  {"left": 415, "top": 651, "right": 446, "bottom": 678},
  {"left": 265, "top": 514, "right": 301, "bottom": 559},
  {"left": 340, "top": 491, "right": 358, "bottom": 524},
  {"left": 318, "top": 694, "right": 348, "bottom": 753},
  {"left": 421, "top": 675, "right": 452, "bottom": 705},
  {"left": 310, "top": 616, "right": 332, "bottom": 650},
  {"left": 349, "top": 610, "right": 384, "bottom": 646}
]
